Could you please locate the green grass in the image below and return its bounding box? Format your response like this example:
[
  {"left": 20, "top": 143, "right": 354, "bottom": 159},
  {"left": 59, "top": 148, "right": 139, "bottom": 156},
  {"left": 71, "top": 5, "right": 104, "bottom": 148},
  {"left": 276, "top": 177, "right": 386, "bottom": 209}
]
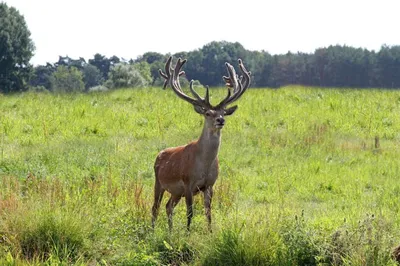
[{"left": 1, "top": 86, "right": 400, "bottom": 265}]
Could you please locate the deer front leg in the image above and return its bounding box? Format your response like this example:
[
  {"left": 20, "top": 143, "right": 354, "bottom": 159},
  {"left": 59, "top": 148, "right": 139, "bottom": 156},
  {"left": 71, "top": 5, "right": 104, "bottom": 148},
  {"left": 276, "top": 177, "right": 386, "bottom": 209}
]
[
  {"left": 185, "top": 188, "right": 194, "bottom": 232},
  {"left": 204, "top": 186, "right": 213, "bottom": 232}
]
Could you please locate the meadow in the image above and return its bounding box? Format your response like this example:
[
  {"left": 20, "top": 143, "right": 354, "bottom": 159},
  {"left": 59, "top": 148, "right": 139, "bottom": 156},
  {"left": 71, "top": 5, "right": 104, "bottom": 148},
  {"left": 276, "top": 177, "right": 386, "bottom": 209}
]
[{"left": 1, "top": 86, "right": 400, "bottom": 265}]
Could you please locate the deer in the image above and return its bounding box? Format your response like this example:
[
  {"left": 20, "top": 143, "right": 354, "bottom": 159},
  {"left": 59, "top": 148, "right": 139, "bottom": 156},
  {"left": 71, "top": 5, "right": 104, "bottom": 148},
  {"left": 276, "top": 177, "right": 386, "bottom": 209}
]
[{"left": 151, "top": 56, "right": 251, "bottom": 232}]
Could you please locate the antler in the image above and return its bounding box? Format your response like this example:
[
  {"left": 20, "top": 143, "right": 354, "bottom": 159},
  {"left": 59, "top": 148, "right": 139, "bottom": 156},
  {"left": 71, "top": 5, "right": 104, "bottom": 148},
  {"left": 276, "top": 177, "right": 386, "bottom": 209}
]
[
  {"left": 216, "top": 59, "right": 251, "bottom": 108},
  {"left": 159, "top": 56, "right": 211, "bottom": 108}
]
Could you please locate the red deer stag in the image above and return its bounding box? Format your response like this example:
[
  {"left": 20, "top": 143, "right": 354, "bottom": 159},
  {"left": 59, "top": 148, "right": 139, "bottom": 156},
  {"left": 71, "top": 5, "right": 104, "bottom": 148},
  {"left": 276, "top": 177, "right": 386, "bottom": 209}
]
[{"left": 151, "top": 56, "right": 251, "bottom": 231}]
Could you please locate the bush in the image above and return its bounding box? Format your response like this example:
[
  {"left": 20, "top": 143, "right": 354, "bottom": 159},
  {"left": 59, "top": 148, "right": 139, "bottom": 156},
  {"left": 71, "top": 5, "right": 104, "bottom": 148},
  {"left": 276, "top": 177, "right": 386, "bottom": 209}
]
[
  {"left": 320, "top": 214, "right": 395, "bottom": 265},
  {"left": 106, "top": 63, "right": 149, "bottom": 89},
  {"left": 88, "top": 85, "right": 109, "bottom": 92},
  {"left": 280, "top": 213, "right": 320, "bottom": 265}
]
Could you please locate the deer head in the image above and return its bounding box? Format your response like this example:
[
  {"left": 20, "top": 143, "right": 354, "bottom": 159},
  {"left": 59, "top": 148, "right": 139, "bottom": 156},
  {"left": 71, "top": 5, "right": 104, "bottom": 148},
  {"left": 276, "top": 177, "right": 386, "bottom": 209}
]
[{"left": 159, "top": 56, "right": 251, "bottom": 130}]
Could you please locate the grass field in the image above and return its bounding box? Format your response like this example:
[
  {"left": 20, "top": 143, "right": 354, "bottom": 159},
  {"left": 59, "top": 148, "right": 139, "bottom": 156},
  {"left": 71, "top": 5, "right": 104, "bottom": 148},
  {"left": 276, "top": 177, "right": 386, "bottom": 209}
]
[{"left": 1, "top": 86, "right": 400, "bottom": 265}]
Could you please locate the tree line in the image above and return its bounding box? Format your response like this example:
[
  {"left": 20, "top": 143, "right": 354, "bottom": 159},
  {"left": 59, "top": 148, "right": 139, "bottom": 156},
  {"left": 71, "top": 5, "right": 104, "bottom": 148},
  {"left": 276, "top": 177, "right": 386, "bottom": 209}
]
[{"left": 2, "top": 2, "right": 400, "bottom": 93}]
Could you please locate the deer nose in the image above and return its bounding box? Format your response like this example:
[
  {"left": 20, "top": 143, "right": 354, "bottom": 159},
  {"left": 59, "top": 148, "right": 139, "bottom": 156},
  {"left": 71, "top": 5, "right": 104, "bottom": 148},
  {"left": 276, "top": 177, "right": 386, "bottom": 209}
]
[{"left": 216, "top": 117, "right": 225, "bottom": 125}]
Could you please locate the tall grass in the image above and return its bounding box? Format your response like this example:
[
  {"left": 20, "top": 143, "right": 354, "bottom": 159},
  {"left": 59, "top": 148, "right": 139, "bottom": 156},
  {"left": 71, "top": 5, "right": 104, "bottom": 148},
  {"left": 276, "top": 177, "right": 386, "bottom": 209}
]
[{"left": 1, "top": 86, "right": 400, "bottom": 265}]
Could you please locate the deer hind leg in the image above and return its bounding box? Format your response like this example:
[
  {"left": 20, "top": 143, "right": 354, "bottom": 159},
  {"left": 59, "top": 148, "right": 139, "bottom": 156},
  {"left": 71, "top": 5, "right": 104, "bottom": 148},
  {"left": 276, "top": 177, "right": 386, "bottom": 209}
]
[
  {"left": 151, "top": 179, "right": 165, "bottom": 228},
  {"left": 204, "top": 186, "right": 214, "bottom": 232},
  {"left": 166, "top": 194, "right": 181, "bottom": 231},
  {"left": 185, "top": 189, "right": 194, "bottom": 232}
]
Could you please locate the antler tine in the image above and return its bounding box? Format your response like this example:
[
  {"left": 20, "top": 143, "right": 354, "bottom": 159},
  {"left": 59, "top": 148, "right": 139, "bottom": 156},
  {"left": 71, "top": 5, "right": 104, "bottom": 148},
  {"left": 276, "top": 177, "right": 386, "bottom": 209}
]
[
  {"left": 171, "top": 58, "right": 187, "bottom": 91},
  {"left": 159, "top": 56, "right": 172, "bottom": 90},
  {"left": 204, "top": 85, "right": 210, "bottom": 104},
  {"left": 217, "top": 59, "right": 251, "bottom": 108},
  {"left": 159, "top": 56, "right": 207, "bottom": 107},
  {"left": 225, "top": 59, "right": 251, "bottom": 104},
  {"left": 170, "top": 58, "right": 200, "bottom": 106},
  {"left": 237, "top": 59, "right": 251, "bottom": 91},
  {"left": 159, "top": 56, "right": 186, "bottom": 90},
  {"left": 216, "top": 61, "right": 240, "bottom": 108},
  {"left": 189, "top": 80, "right": 202, "bottom": 101}
]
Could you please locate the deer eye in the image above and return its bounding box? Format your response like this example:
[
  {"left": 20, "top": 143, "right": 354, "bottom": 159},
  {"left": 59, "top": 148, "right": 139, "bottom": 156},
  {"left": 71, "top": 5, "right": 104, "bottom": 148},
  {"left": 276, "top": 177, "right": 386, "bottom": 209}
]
[{"left": 205, "top": 112, "right": 211, "bottom": 116}]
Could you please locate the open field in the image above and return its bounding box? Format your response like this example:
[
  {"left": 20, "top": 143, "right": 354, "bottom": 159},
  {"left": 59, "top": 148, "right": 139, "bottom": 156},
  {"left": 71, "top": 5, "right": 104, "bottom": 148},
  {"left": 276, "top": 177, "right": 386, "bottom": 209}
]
[{"left": 1, "top": 86, "right": 400, "bottom": 265}]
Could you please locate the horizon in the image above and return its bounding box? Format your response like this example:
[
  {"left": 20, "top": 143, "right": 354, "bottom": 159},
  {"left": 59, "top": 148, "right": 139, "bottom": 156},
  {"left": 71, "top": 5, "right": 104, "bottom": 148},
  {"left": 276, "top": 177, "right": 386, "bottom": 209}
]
[{"left": 4, "top": 0, "right": 400, "bottom": 66}]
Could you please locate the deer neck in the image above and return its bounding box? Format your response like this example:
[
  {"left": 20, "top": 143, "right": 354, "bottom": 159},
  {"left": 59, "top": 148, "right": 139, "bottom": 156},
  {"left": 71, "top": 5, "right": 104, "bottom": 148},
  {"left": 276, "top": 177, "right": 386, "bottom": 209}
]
[{"left": 197, "top": 119, "right": 221, "bottom": 164}]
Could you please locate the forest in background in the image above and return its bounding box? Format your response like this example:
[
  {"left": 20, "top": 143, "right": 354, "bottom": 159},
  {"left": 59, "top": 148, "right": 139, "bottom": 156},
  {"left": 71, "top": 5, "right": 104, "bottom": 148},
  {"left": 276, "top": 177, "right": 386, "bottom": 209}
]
[
  {"left": 27, "top": 42, "right": 400, "bottom": 93},
  {"left": 2, "top": 2, "right": 400, "bottom": 93}
]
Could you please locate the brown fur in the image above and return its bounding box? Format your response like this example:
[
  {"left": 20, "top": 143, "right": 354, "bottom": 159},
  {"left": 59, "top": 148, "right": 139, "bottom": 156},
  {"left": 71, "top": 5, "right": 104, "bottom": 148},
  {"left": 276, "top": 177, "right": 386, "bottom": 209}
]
[{"left": 155, "top": 142, "right": 198, "bottom": 186}]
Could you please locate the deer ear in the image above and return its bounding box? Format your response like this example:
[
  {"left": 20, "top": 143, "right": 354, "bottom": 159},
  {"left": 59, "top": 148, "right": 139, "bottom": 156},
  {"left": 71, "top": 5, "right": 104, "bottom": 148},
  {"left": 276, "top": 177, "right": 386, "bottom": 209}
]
[
  {"left": 224, "top": 105, "right": 238, "bottom": 116},
  {"left": 194, "top": 105, "right": 206, "bottom": 115}
]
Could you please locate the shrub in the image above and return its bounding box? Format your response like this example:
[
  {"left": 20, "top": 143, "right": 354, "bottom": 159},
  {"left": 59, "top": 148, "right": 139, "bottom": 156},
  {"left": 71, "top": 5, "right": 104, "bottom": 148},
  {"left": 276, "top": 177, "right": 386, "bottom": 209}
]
[
  {"left": 321, "top": 214, "right": 395, "bottom": 265},
  {"left": 106, "top": 63, "right": 149, "bottom": 89},
  {"left": 88, "top": 85, "right": 109, "bottom": 92},
  {"left": 280, "top": 213, "right": 319, "bottom": 265}
]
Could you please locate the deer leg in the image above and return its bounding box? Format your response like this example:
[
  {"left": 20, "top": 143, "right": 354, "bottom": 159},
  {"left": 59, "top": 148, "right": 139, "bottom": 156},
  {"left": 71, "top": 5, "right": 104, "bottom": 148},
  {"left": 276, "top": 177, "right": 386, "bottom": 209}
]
[
  {"left": 204, "top": 186, "right": 213, "bottom": 232},
  {"left": 151, "top": 179, "right": 165, "bottom": 228},
  {"left": 166, "top": 194, "right": 181, "bottom": 231},
  {"left": 185, "top": 189, "right": 194, "bottom": 232}
]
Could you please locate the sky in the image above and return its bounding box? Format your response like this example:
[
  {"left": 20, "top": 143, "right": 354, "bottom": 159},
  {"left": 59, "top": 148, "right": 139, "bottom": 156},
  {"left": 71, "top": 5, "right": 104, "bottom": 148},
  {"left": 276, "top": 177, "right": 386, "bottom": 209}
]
[{"left": 3, "top": 0, "right": 400, "bottom": 66}]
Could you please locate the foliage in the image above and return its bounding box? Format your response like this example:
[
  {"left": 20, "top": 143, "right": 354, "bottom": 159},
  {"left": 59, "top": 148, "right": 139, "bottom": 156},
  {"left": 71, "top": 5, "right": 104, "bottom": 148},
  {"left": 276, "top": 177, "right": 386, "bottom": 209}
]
[
  {"left": 0, "top": 2, "right": 35, "bottom": 93},
  {"left": 149, "top": 60, "right": 165, "bottom": 86},
  {"left": 128, "top": 41, "right": 400, "bottom": 89},
  {"left": 280, "top": 212, "right": 319, "bottom": 265},
  {"left": 82, "top": 63, "right": 103, "bottom": 90},
  {"left": 131, "top": 61, "right": 152, "bottom": 85},
  {"left": 29, "top": 63, "right": 55, "bottom": 91},
  {"left": 106, "top": 63, "right": 149, "bottom": 89},
  {"left": 55, "top": 56, "right": 86, "bottom": 70},
  {"left": 51, "top": 65, "right": 85, "bottom": 92},
  {"left": 89, "top": 53, "right": 120, "bottom": 80},
  {"left": 19, "top": 41, "right": 400, "bottom": 93},
  {"left": 136, "top": 51, "right": 165, "bottom": 64}
]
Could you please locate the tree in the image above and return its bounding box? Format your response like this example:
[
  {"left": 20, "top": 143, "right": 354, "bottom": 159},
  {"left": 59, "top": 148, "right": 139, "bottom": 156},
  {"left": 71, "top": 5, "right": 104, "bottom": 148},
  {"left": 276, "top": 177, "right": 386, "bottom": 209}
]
[
  {"left": 82, "top": 64, "right": 102, "bottom": 90},
  {"left": 0, "top": 3, "right": 35, "bottom": 93},
  {"left": 377, "top": 45, "right": 400, "bottom": 88},
  {"left": 137, "top": 52, "right": 165, "bottom": 64},
  {"left": 30, "top": 63, "right": 55, "bottom": 91},
  {"left": 245, "top": 50, "right": 272, "bottom": 87},
  {"left": 149, "top": 60, "right": 165, "bottom": 86},
  {"left": 197, "top": 41, "right": 248, "bottom": 86},
  {"left": 89, "top": 54, "right": 120, "bottom": 80},
  {"left": 55, "top": 56, "right": 86, "bottom": 70},
  {"left": 52, "top": 66, "right": 85, "bottom": 93}
]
